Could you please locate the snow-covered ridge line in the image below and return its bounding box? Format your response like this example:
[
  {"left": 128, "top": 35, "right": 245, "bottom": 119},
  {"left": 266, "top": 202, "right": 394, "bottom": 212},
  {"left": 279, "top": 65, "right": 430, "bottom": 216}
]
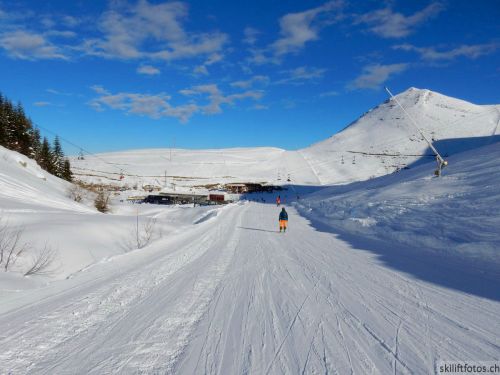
[{"left": 70, "top": 88, "right": 500, "bottom": 188}]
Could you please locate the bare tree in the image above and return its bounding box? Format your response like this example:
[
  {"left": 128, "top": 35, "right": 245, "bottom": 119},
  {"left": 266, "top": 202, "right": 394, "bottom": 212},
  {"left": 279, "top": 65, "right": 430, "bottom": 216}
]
[
  {"left": 67, "top": 184, "right": 86, "bottom": 203},
  {"left": 137, "top": 217, "right": 157, "bottom": 249},
  {"left": 94, "top": 190, "right": 111, "bottom": 213},
  {"left": 24, "top": 244, "right": 58, "bottom": 276},
  {"left": 0, "top": 218, "right": 30, "bottom": 271},
  {"left": 122, "top": 213, "right": 159, "bottom": 251}
]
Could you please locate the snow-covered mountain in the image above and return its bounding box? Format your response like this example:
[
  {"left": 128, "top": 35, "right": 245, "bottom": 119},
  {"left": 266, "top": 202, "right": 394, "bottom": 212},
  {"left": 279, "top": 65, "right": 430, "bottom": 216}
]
[
  {"left": 302, "top": 87, "right": 500, "bottom": 184},
  {"left": 70, "top": 88, "right": 500, "bottom": 188}
]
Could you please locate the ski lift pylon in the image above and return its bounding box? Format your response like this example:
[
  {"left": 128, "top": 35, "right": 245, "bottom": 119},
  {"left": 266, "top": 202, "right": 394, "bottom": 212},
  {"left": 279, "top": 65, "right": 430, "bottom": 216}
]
[{"left": 385, "top": 87, "right": 448, "bottom": 176}]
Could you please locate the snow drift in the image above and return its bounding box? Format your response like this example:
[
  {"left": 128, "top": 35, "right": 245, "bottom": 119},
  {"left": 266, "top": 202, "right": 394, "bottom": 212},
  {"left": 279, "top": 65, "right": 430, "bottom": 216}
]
[{"left": 295, "top": 140, "right": 500, "bottom": 270}]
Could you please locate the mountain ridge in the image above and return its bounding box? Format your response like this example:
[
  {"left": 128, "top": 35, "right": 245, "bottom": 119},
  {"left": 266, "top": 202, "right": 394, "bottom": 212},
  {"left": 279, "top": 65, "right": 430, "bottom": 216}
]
[{"left": 69, "top": 87, "right": 500, "bottom": 187}]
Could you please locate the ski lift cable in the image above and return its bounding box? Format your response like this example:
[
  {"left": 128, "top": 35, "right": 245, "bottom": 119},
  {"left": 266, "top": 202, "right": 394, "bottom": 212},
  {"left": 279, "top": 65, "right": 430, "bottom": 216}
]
[
  {"left": 33, "top": 121, "right": 134, "bottom": 176},
  {"left": 385, "top": 87, "right": 445, "bottom": 164}
]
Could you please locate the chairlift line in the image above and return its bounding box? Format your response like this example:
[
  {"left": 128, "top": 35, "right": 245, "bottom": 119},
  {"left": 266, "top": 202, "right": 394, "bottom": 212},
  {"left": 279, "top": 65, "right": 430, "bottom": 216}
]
[
  {"left": 385, "top": 87, "right": 444, "bottom": 162},
  {"left": 385, "top": 87, "right": 448, "bottom": 176},
  {"left": 32, "top": 121, "right": 133, "bottom": 176}
]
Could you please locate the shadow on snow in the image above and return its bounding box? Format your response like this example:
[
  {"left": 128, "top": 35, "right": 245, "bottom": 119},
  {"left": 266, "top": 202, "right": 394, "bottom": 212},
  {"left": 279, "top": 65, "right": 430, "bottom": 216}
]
[{"left": 240, "top": 135, "right": 500, "bottom": 302}]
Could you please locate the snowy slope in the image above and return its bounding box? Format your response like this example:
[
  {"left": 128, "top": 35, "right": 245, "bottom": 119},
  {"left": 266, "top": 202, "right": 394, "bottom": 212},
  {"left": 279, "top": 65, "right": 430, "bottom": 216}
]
[
  {"left": 301, "top": 87, "right": 500, "bottom": 184},
  {"left": 71, "top": 147, "right": 321, "bottom": 188},
  {"left": 0, "top": 146, "right": 220, "bottom": 283},
  {"left": 0, "top": 186, "right": 498, "bottom": 374},
  {"left": 70, "top": 88, "right": 500, "bottom": 188},
  {"left": 0, "top": 146, "right": 92, "bottom": 213},
  {"left": 296, "top": 140, "right": 500, "bottom": 270}
]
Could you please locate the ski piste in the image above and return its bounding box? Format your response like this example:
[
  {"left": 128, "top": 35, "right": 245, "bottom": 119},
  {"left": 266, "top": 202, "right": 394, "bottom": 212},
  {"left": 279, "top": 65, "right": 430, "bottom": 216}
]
[{"left": 1, "top": 199, "right": 498, "bottom": 374}]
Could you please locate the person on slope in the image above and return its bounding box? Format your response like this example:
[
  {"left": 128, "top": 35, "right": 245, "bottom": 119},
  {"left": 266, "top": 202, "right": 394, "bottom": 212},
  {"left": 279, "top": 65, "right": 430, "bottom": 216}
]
[
  {"left": 276, "top": 196, "right": 281, "bottom": 206},
  {"left": 279, "top": 207, "right": 288, "bottom": 232}
]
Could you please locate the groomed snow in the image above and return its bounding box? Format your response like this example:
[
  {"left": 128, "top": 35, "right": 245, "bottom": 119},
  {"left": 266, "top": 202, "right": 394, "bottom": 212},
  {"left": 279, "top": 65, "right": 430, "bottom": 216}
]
[{"left": 0, "top": 198, "right": 498, "bottom": 373}]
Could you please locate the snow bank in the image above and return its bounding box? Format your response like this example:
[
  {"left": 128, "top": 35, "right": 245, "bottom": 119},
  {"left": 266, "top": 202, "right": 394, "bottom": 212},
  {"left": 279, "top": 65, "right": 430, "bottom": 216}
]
[
  {"left": 0, "top": 146, "right": 93, "bottom": 213},
  {"left": 295, "top": 141, "right": 500, "bottom": 269},
  {"left": 0, "top": 146, "right": 225, "bottom": 287}
]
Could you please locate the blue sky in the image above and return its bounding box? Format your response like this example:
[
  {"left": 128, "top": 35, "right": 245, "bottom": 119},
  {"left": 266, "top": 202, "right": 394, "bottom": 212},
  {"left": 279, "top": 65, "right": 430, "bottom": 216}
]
[{"left": 0, "top": 0, "right": 498, "bottom": 154}]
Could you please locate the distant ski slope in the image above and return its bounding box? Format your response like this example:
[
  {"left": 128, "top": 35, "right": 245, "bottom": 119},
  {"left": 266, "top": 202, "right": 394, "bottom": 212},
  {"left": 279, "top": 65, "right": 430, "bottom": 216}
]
[
  {"left": 301, "top": 88, "right": 500, "bottom": 184},
  {"left": 71, "top": 88, "right": 500, "bottom": 188}
]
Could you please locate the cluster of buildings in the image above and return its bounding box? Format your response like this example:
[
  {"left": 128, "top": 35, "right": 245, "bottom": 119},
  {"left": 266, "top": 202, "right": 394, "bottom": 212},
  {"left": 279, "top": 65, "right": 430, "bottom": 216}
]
[{"left": 127, "top": 182, "right": 279, "bottom": 206}]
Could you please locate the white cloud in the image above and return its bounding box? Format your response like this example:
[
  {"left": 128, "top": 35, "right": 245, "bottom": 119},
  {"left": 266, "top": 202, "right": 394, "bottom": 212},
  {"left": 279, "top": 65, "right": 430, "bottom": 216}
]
[
  {"left": 0, "top": 1, "right": 227, "bottom": 63},
  {"left": 34, "top": 101, "right": 51, "bottom": 107},
  {"left": 0, "top": 30, "right": 68, "bottom": 60},
  {"left": 355, "top": 3, "right": 444, "bottom": 38},
  {"left": 193, "top": 65, "right": 209, "bottom": 75},
  {"left": 205, "top": 52, "right": 223, "bottom": 65},
  {"left": 276, "top": 66, "right": 327, "bottom": 85},
  {"left": 394, "top": 43, "right": 499, "bottom": 61},
  {"left": 0, "top": 7, "right": 78, "bottom": 60},
  {"left": 137, "top": 64, "right": 160, "bottom": 75},
  {"left": 348, "top": 63, "right": 408, "bottom": 90},
  {"left": 193, "top": 52, "right": 224, "bottom": 75},
  {"left": 46, "top": 88, "right": 73, "bottom": 96},
  {"left": 319, "top": 90, "right": 339, "bottom": 97},
  {"left": 243, "top": 27, "right": 260, "bottom": 45},
  {"left": 40, "top": 14, "right": 81, "bottom": 29},
  {"left": 253, "top": 104, "right": 269, "bottom": 110},
  {"left": 180, "top": 84, "right": 263, "bottom": 114},
  {"left": 40, "top": 16, "right": 56, "bottom": 29},
  {"left": 244, "top": 1, "right": 343, "bottom": 65},
  {"left": 230, "top": 75, "right": 269, "bottom": 89},
  {"left": 90, "top": 85, "right": 109, "bottom": 95},
  {"left": 83, "top": 0, "right": 228, "bottom": 62},
  {"left": 246, "top": 47, "right": 276, "bottom": 65},
  {"left": 45, "top": 30, "right": 78, "bottom": 39},
  {"left": 61, "top": 15, "right": 81, "bottom": 28},
  {"left": 89, "top": 88, "right": 186, "bottom": 119},
  {"left": 90, "top": 84, "right": 264, "bottom": 122},
  {"left": 271, "top": 1, "right": 343, "bottom": 56}
]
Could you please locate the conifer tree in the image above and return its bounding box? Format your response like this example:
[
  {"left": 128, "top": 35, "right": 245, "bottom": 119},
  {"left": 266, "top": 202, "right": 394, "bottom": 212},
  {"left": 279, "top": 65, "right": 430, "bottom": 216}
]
[
  {"left": 0, "top": 94, "right": 6, "bottom": 146},
  {"left": 30, "top": 127, "right": 42, "bottom": 159},
  {"left": 13, "top": 103, "right": 32, "bottom": 155},
  {"left": 62, "top": 159, "right": 73, "bottom": 181},
  {"left": 38, "top": 137, "right": 54, "bottom": 174},
  {"left": 0, "top": 91, "right": 71, "bottom": 179},
  {"left": 53, "top": 136, "right": 64, "bottom": 177},
  {"left": 2, "top": 99, "right": 15, "bottom": 149}
]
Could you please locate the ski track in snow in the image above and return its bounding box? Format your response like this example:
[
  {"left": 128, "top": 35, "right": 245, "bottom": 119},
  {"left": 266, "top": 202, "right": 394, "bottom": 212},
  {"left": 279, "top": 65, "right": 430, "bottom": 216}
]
[{"left": 0, "top": 202, "right": 499, "bottom": 374}]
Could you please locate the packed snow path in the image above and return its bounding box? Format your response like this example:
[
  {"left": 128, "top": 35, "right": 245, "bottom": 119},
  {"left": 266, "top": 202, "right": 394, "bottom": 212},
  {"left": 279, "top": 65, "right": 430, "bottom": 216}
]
[{"left": 0, "top": 202, "right": 498, "bottom": 374}]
